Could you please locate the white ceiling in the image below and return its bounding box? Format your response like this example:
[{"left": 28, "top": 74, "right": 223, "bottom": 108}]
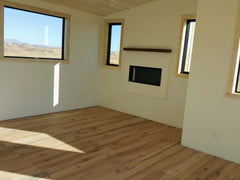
[{"left": 39, "top": 0, "right": 156, "bottom": 16}]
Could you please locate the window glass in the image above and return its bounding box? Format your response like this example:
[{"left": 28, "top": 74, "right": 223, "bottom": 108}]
[
  {"left": 181, "top": 19, "right": 196, "bottom": 74},
  {"left": 4, "top": 6, "right": 64, "bottom": 59},
  {"left": 107, "top": 23, "right": 122, "bottom": 66},
  {"left": 235, "top": 62, "right": 240, "bottom": 93}
]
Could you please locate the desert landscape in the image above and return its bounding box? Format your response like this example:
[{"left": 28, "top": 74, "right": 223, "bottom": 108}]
[
  {"left": 4, "top": 39, "right": 62, "bottom": 59},
  {"left": 109, "top": 51, "right": 119, "bottom": 65}
]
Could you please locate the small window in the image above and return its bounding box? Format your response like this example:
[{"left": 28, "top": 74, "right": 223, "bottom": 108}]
[
  {"left": 176, "top": 15, "right": 196, "bottom": 78},
  {"left": 1, "top": 2, "right": 70, "bottom": 63},
  {"left": 103, "top": 19, "right": 124, "bottom": 68}
]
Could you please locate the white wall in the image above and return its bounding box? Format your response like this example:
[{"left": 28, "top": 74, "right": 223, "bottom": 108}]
[
  {"left": 0, "top": 0, "right": 102, "bottom": 121},
  {"left": 182, "top": 0, "right": 240, "bottom": 163},
  {"left": 99, "top": 0, "right": 197, "bottom": 128}
]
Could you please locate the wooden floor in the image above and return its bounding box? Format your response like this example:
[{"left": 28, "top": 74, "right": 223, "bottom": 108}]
[{"left": 0, "top": 107, "right": 239, "bottom": 180}]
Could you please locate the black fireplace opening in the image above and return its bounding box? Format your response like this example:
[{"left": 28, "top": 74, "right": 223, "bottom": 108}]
[{"left": 129, "top": 65, "right": 162, "bottom": 86}]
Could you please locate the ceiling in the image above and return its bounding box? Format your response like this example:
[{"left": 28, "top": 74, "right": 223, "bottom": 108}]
[{"left": 39, "top": 0, "right": 155, "bottom": 16}]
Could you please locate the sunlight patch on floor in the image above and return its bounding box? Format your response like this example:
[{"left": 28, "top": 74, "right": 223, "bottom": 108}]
[
  {"left": 0, "top": 170, "right": 51, "bottom": 180},
  {"left": 0, "top": 127, "right": 84, "bottom": 153}
]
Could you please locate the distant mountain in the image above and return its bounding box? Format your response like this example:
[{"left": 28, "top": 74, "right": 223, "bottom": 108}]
[
  {"left": 4, "top": 39, "right": 60, "bottom": 48},
  {"left": 4, "top": 39, "right": 27, "bottom": 45}
]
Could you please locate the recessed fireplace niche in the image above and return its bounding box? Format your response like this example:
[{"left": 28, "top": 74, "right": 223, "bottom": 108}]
[
  {"left": 122, "top": 48, "right": 170, "bottom": 99},
  {"left": 129, "top": 65, "right": 162, "bottom": 86}
]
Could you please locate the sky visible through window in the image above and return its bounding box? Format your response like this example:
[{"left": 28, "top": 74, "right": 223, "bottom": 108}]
[
  {"left": 111, "top": 25, "right": 121, "bottom": 52},
  {"left": 4, "top": 7, "right": 63, "bottom": 47}
]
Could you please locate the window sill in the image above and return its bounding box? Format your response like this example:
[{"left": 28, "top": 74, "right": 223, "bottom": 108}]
[
  {"left": 226, "top": 92, "right": 240, "bottom": 100},
  {"left": 102, "top": 64, "right": 121, "bottom": 70},
  {"left": 175, "top": 73, "right": 189, "bottom": 78},
  {"left": 0, "top": 57, "right": 69, "bottom": 64}
]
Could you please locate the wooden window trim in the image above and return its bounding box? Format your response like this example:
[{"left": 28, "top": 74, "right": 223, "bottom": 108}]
[
  {"left": 176, "top": 14, "right": 196, "bottom": 78},
  {"left": 226, "top": 4, "right": 240, "bottom": 99},
  {"left": 0, "top": 0, "right": 71, "bottom": 64},
  {"left": 102, "top": 19, "right": 124, "bottom": 70}
]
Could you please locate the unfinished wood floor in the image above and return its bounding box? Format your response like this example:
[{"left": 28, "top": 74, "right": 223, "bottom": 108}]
[{"left": 0, "top": 107, "right": 239, "bottom": 180}]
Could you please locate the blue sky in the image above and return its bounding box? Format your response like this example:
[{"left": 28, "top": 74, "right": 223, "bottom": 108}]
[
  {"left": 110, "top": 25, "right": 121, "bottom": 52},
  {"left": 4, "top": 7, "right": 63, "bottom": 47}
]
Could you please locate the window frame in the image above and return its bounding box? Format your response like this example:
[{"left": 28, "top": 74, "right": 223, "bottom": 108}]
[
  {"left": 227, "top": 5, "right": 240, "bottom": 98},
  {"left": 176, "top": 14, "right": 196, "bottom": 78},
  {"left": 103, "top": 19, "right": 124, "bottom": 69},
  {"left": 0, "top": 1, "right": 71, "bottom": 63}
]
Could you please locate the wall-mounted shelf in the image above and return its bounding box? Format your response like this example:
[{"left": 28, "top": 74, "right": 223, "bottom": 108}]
[{"left": 123, "top": 47, "right": 172, "bottom": 53}]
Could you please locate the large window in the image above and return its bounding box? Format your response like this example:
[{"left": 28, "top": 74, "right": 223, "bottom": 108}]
[
  {"left": 103, "top": 19, "right": 124, "bottom": 68},
  {"left": 1, "top": 1, "right": 70, "bottom": 63},
  {"left": 176, "top": 15, "right": 196, "bottom": 78}
]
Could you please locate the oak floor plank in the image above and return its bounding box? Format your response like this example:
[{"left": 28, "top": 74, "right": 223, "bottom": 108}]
[{"left": 0, "top": 106, "right": 239, "bottom": 180}]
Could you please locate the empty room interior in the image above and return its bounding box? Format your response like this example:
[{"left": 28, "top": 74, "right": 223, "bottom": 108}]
[{"left": 1, "top": 0, "right": 240, "bottom": 179}]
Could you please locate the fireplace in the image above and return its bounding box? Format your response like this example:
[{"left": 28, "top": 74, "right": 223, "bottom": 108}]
[
  {"left": 122, "top": 51, "right": 170, "bottom": 99},
  {"left": 129, "top": 65, "right": 162, "bottom": 86}
]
